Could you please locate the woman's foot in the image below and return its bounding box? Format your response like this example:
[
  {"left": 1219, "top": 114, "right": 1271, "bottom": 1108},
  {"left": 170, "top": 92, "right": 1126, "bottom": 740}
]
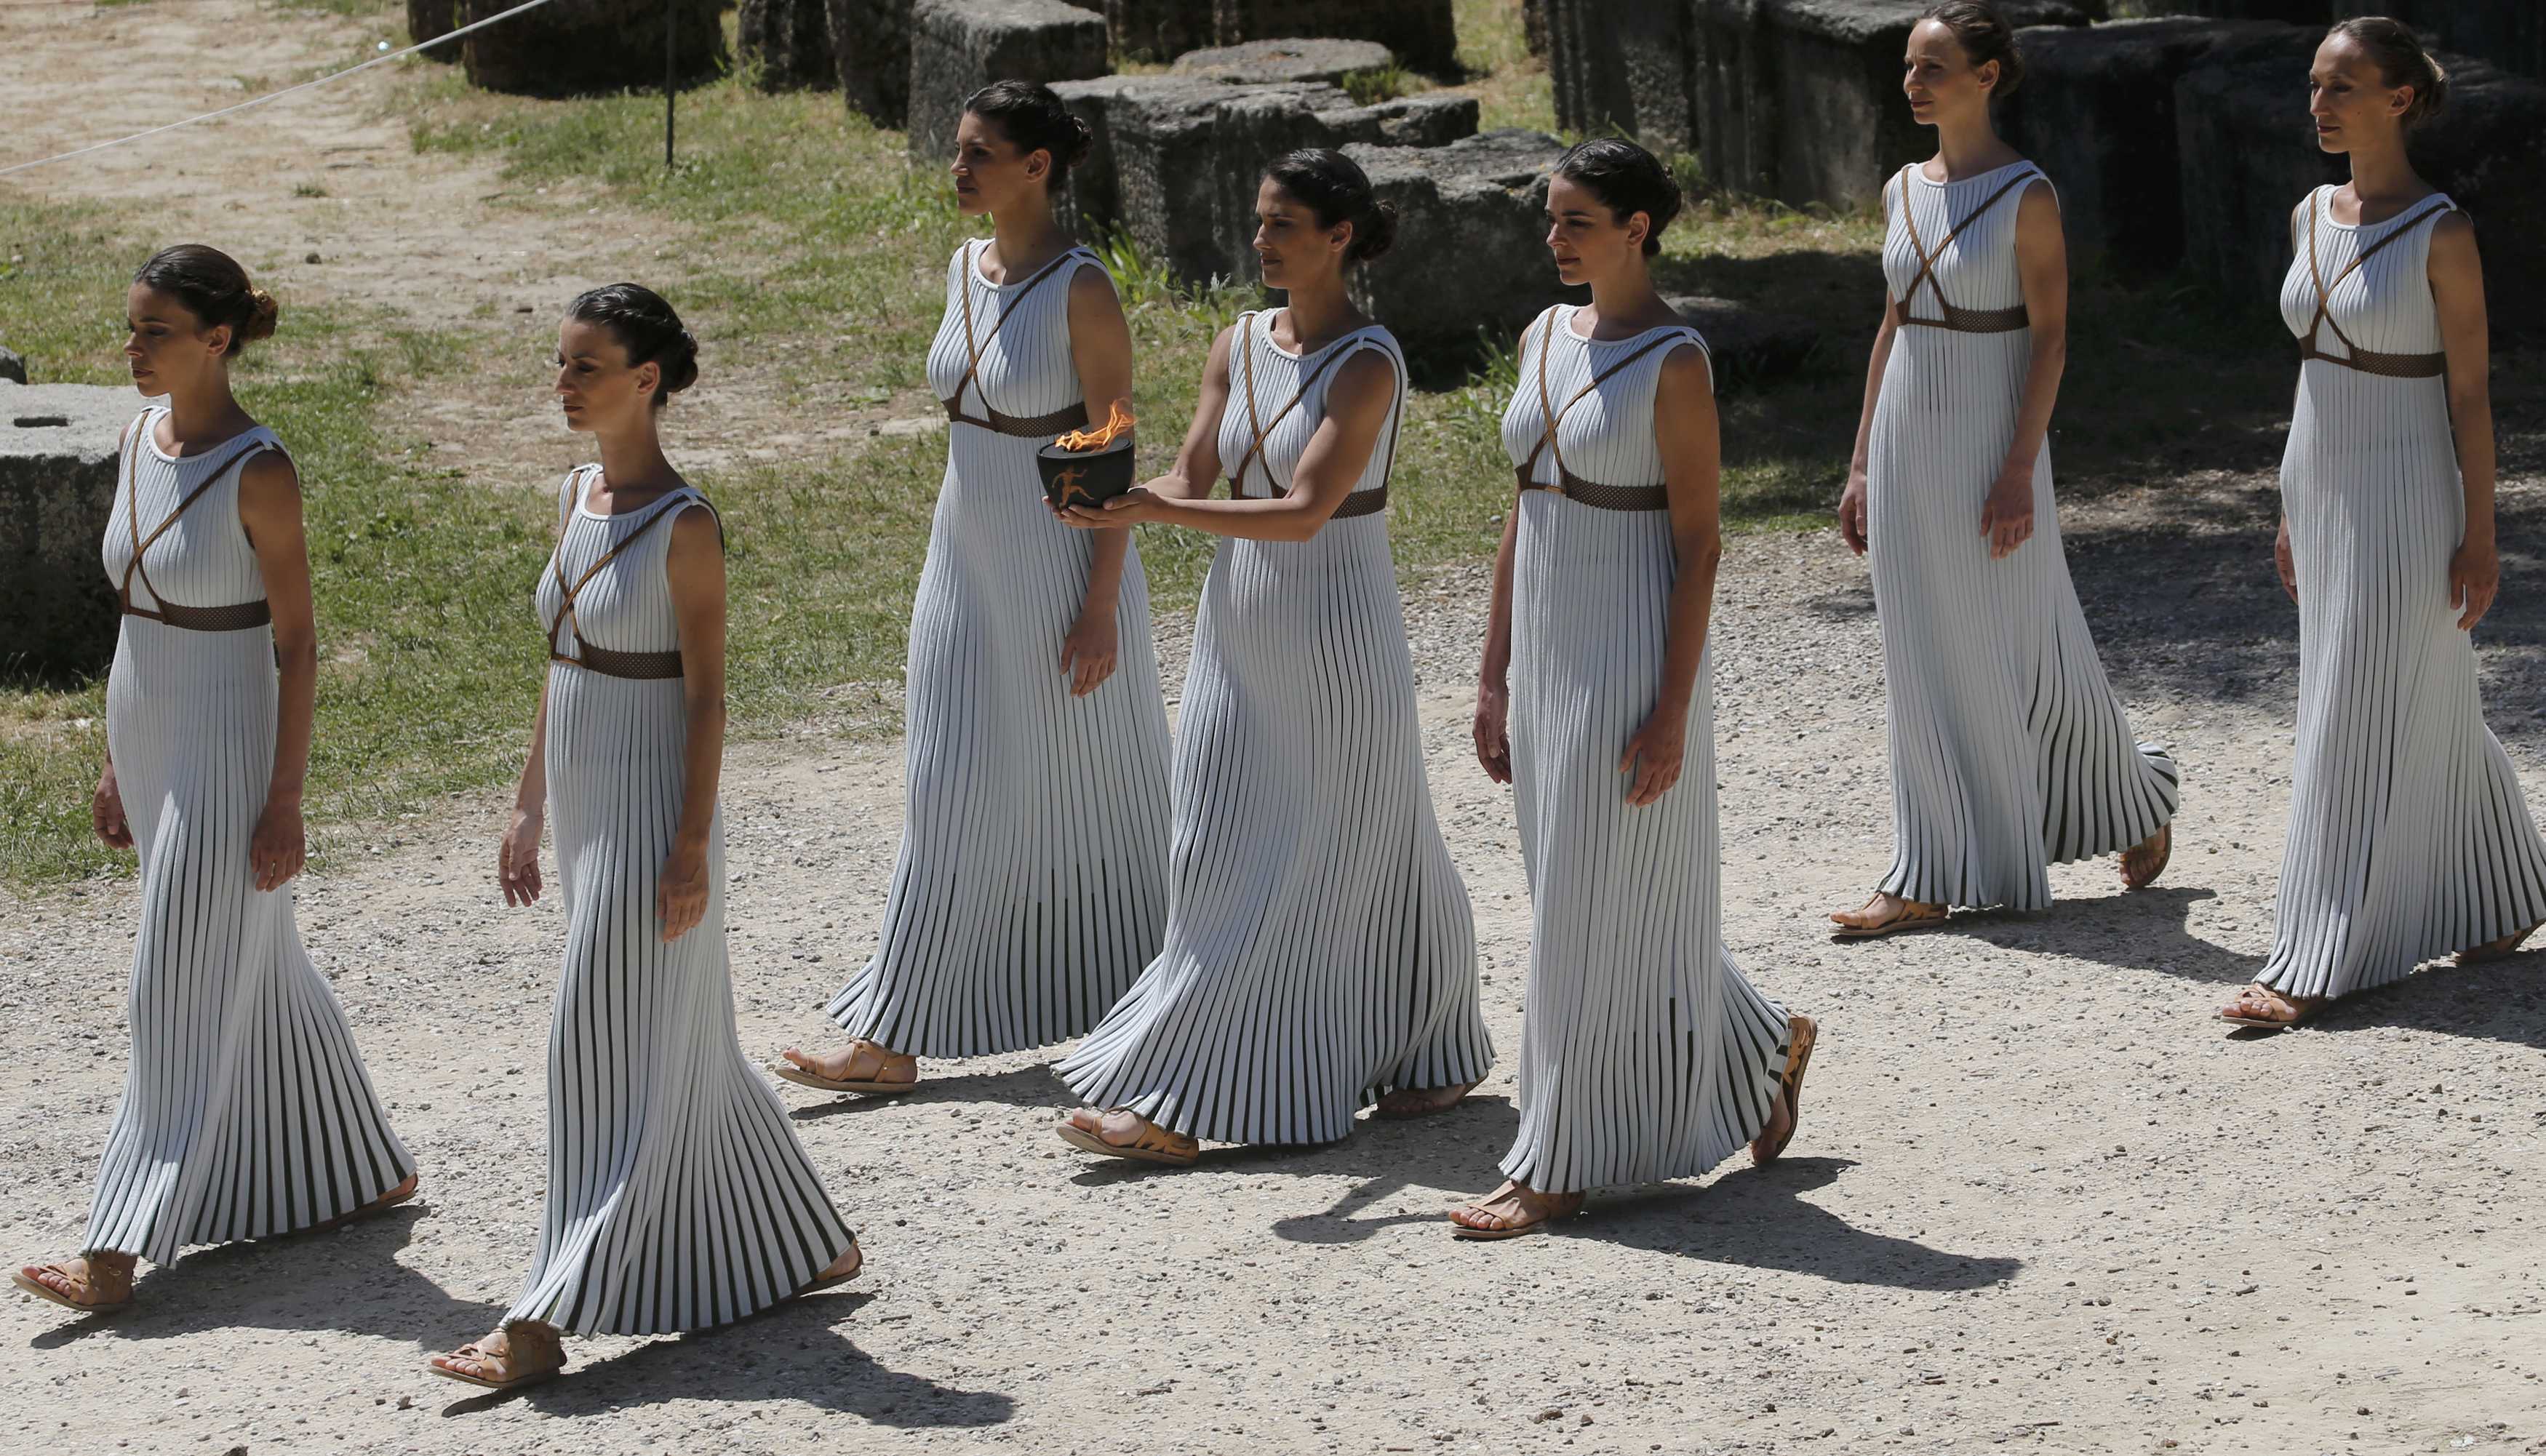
[
  {"left": 428, "top": 1320, "right": 566, "bottom": 1391},
  {"left": 773, "top": 1039, "right": 919, "bottom": 1095},
  {"left": 1828, "top": 892, "right": 1949, "bottom": 939},
  {"left": 1448, "top": 1181, "right": 1584, "bottom": 1240},
  {"left": 1055, "top": 1107, "right": 1200, "bottom": 1167},
  {"left": 1374, "top": 1081, "right": 1477, "bottom": 1120},
  {"left": 2457, "top": 921, "right": 2542, "bottom": 968},
  {"left": 2219, "top": 983, "right": 2324, "bottom": 1029},
  {"left": 802, "top": 1240, "right": 863, "bottom": 1294},
  {"left": 303, "top": 1172, "right": 419, "bottom": 1236},
  {"left": 12, "top": 1252, "right": 136, "bottom": 1313},
  {"left": 1750, "top": 1014, "right": 1818, "bottom": 1167},
  {"left": 2120, "top": 824, "right": 2172, "bottom": 890}
]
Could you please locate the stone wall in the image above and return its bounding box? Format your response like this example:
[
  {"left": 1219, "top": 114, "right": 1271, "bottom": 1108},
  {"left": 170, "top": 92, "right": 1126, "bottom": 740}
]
[
  {"left": 1346, "top": 131, "right": 1571, "bottom": 359},
  {"left": 740, "top": 0, "right": 836, "bottom": 91},
  {"left": 1545, "top": 0, "right": 1695, "bottom": 156},
  {"left": 1, "top": 383, "right": 130, "bottom": 671},
  {"left": 410, "top": 0, "right": 458, "bottom": 56},
  {"left": 907, "top": 0, "right": 1110, "bottom": 161},
  {"left": 459, "top": 0, "right": 726, "bottom": 96},
  {"left": 828, "top": 0, "right": 910, "bottom": 125}
]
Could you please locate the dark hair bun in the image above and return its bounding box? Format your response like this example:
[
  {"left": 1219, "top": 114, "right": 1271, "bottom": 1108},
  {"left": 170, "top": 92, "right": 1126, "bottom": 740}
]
[
  {"left": 566, "top": 282, "right": 699, "bottom": 407},
  {"left": 1263, "top": 148, "right": 1397, "bottom": 267},
  {"left": 1553, "top": 137, "right": 1683, "bottom": 257},
  {"left": 965, "top": 80, "right": 1091, "bottom": 185},
  {"left": 2329, "top": 16, "right": 2449, "bottom": 126},
  {"left": 1921, "top": 1, "right": 2025, "bottom": 99},
  {"left": 132, "top": 244, "right": 275, "bottom": 356}
]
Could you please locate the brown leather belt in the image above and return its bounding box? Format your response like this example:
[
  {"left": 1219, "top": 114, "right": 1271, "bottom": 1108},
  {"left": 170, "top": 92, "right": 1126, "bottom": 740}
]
[
  {"left": 1226, "top": 484, "right": 1389, "bottom": 519},
  {"left": 1891, "top": 300, "right": 2030, "bottom": 334},
  {"left": 941, "top": 398, "right": 1089, "bottom": 439},
  {"left": 122, "top": 599, "right": 274, "bottom": 631},
  {"left": 1515, "top": 468, "right": 1667, "bottom": 512},
  {"left": 551, "top": 642, "right": 683, "bottom": 680},
  {"left": 2298, "top": 342, "right": 2445, "bottom": 379}
]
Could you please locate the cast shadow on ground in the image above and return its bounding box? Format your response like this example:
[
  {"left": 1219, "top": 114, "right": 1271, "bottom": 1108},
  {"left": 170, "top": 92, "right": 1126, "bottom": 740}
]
[
  {"left": 1581, "top": 1158, "right": 2021, "bottom": 1292},
  {"left": 27, "top": 1207, "right": 503, "bottom": 1351},
  {"left": 437, "top": 1290, "right": 1016, "bottom": 1428},
  {"left": 2216, "top": 947, "right": 2546, "bottom": 1051},
  {"left": 1885, "top": 886, "right": 2248, "bottom": 986},
  {"left": 786, "top": 1063, "right": 1068, "bottom": 1123}
]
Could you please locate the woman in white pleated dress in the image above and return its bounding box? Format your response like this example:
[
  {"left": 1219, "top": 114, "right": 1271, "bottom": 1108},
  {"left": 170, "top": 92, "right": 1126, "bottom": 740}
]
[
  {"left": 777, "top": 81, "right": 1170, "bottom": 1097},
  {"left": 1829, "top": 1, "right": 2179, "bottom": 938},
  {"left": 1456, "top": 141, "right": 1814, "bottom": 1239},
  {"left": 2219, "top": 21, "right": 2546, "bottom": 1029},
  {"left": 1050, "top": 149, "right": 1491, "bottom": 1164},
  {"left": 429, "top": 287, "right": 857, "bottom": 1389},
  {"left": 14, "top": 247, "right": 415, "bottom": 1317}
]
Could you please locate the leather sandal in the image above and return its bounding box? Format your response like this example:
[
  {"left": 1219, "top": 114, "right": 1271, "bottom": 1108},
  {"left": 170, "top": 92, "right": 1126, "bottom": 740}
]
[
  {"left": 2122, "top": 823, "right": 2173, "bottom": 890},
  {"left": 1751, "top": 1014, "right": 1818, "bottom": 1166},
  {"left": 1829, "top": 894, "right": 1950, "bottom": 940},
  {"left": 2457, "top": 920, "right": 2542, "bottom": 968},
  {"left": 428, "top": 1325, "right": 565, "bottom": 1391},
  {"left": 772, "top": 1040, "right": 920, "bottom": 1095},
  {"left": 1448, "top": 1181, "right": 1584, "bottom": 1241},
  {"left": 798, "top": 1237, "right": 863, "bottom": 1295},
  {"left": 2218, "top": 983, "right": 2323, "bottom": 1030},
  {"left": 1055, "top": 1109, "right": 1200, "bottom": 1167},
  {"left": 1373, "top": 1080, "right": 1477, "bottom": 1121},
  {"left": 297, "top": 1172, "right": 420, "bottom": 1236},
  {"left": 12, "top": 1257, "right": 134, "bottom": 1313}
]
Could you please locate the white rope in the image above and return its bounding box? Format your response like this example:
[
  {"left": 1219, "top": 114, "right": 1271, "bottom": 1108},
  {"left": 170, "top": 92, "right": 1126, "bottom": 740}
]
[{"left": 0, "top": 0, "right": 567, "bottom": 179}]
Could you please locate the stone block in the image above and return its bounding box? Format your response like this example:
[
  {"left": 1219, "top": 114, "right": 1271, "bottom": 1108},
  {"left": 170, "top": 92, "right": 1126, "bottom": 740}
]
[
  {"left": 0, "top": 382, "right": 131, "bottom": 671},
  {"left": 1103, "top": 0, "right": 1456, "bottom": 75},
  {"left": 741, "top": 0, "right": 836, "bottom": 90},
  {"left": 1546, "top": 0, "right": 1696, "bottom": 156},
  {"left": 458, "top": 0, "right": 726, "bottom": 97},
  {"left": 2112, "top": 0, "right": 2326, "bottom": 18},
  {"left": 1106, "top": 0, "right": 1209, "bottom": 63},
  {"left": 1055, "top": 76, "right": 1476, "bottom": 284},
  {"left": 1344, "top": 129, "right": 1571, "bottom": 357},
  {"left": 1523, "top": 0, "right": 1547, "bottom": 55},
  {"left": 1664, "top": 295, "right": 1824, "bottom": 388},
  {"left": 908, "top": 0, "right": 1110, "bottom": 163},
  {"left": 2336, "top": 0, "right": 2544, "bottom": 81},
  {"left": 1170, "top": 36, "right": 1393, "bottom": 87},
  {"left": 0, "top": 346, "right": 24, "bottom": 385},
  {"left": 1690, "top": 0, "right": 2090, "bottom": 209},
  {"left": 2000, "top": 17, "right": 2308, "bottom": 278},
  {"left": 409, "top": 0, "right": 458, "bottom": 57},
  {"left": 826, "top": 0, "right": 910, "bottom": 124}
]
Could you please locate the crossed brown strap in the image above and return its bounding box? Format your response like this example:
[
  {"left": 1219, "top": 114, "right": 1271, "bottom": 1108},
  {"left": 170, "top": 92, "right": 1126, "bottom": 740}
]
[
  {"left": 2299, "top": 189, "right": 2454, "bottom": 380},
  {"left": 1512, "top": 308, "right": 1696, "bottom": 512},
  {"left": 117, "top": 416, "right": 277, "bottom": 632},
  {"left": 1891, "top": 166, "right": 2041, "bottom": 334},
  {"left": 941, "top": 241, "right": 1093, "bottom": 436},
  {"left": 1222, "top": 310, "right": 1380, "bottom": 502},
  {"left": 545, "top": 479, "right": 699, "bottom": 680}
]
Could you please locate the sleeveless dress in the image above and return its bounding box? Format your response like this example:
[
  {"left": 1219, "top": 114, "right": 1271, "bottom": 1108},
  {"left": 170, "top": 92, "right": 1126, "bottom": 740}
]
[
  {"left": 512, "top": 468, "right": 854, "bottom": 1335},
  {"left": 2260, "top": 188, "right": 2546, "bottom": 998},
  {"left": 1055, "top": 312, "right": 1491, "bottom": 1144},
  {"left": 1497, "top": 307, "right": 1789, "bottom": 1194},
  {"left": 1866, "top": 160, "right": 2179, "bottom": 911},
  {"left": 87, "top": 407, "right": 411, "bottom": 1263},
  {"left": 826, "top": 241, "right": 1173, "bottom": 1057}
]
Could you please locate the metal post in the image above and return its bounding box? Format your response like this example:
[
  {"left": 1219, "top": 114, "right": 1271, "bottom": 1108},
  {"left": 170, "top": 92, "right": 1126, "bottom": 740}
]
[{"left": 663, "top": 0, "right": 677, "bottom": 169}]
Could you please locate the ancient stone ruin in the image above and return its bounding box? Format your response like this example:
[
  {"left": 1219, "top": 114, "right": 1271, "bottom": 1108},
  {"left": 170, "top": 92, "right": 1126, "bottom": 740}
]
[
  {"left": 1, "top": 381, "right": 132, "bottom": 671},
  {"left": 740, "top": 0, "right": 836, "bottom": 92},
  {"left": 458, "top": 0, "right": 725, "bottom": 96},
  {"left": 1101, "top": 0, "right": 1458, "bottom": 74},
  {"left": 908, "top": 0, "right": 1111, "bottom": 161}
]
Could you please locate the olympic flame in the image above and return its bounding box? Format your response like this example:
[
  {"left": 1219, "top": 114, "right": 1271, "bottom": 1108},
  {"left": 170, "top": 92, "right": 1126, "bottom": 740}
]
[{"left": 1054, "top": 399, "right": 1135, "bottom": 452}]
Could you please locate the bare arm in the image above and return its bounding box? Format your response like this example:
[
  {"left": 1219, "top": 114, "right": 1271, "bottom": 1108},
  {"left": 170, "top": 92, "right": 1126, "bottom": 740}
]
[
  {"left": 657, "top": 504, "right": 727, "bottom": 942},
  {"left": 1473, "top": 506, "right": 1520, "bottom": 785},
  {"left": 1838, "top": 294, "right": 1901, "bottom": 556},
  {"left": 499, "top": 672, "right": 553, "bottom": 908},
  {"left": 1061, "top": 265, "right": 1135, "bottom": 695},
  {"left": 92, "top": 419, "right": 138, "bottom": 850},
  {"left": 1980, "top": 180, "right": 2067, "bottom": 560},
  {"left": 237, "top": 449, "right": 314, "bottom": 891},
  {"left": 1138, "top": 323, "right": 1234, "bottom": 503},
  {"left": 1621, "top": 345, "right": 1723, "bottom": 807},
  {"left": 2430, "top": 211, "right": 2498, "bottom": 630},
  {"left": 1065, "top": 348, "right": 1396, "bottom": 544}
]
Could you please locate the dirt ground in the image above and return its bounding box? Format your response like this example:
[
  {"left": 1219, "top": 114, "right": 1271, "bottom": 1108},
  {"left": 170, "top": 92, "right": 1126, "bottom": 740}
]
[{"left": 7, "top": 4, "right": 2546, "bottom": 1455}]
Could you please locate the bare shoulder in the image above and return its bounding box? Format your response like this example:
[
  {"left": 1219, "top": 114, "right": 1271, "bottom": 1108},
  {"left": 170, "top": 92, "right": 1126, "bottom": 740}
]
[
  {"left": 236, "top": 443, "right": 301, "bottom": 503},
  {"left": 1330, "top": 345, "right": 1398, "bottom": 401},
  {"left": 669, "top": 498, "right": 722, "bottom": 544}
]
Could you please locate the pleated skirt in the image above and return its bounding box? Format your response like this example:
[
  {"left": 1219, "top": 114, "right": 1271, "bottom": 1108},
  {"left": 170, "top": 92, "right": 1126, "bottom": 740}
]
[
  {"left": 1865, "top": 328, "right": 2179, "bottom": 911},
  {"left": 84, "top": 620, "right": 411, "bottom": 1264},
  {"left": 511, "top": 669, "right": 854, "bottom": 1336},
  {"left": 2260, "top": 367, "right": 2546, "bottom": 998},
  {"left": 1055, "top": 516, "right": 1491, "bottom": 1145},
  {"left": 829, "top": 423, "right": 1173, "bottom": 1057},
  {"left": 1502, "top": 495, "right": 1787, "bottom": 1194}
]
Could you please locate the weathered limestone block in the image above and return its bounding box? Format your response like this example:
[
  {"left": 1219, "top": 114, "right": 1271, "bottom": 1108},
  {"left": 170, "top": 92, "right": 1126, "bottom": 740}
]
[
  {"left": 827, "top": 0, "right": 910, "bottom": 124},
  {"left": 1, "top": 382, "right": 130, "bottom": 670},
  {"left": 2000, "top": 17, "right": 2307, "bottom": 278},
  {"left": 741, "top": 0, "right": 836, "bottom": 91},
  {"left": 1170, "top": 37, "right": 1393, "bottom": 87},
  {"left": 908, "top": 0, "right": 1110, "bottom": 163},
  {"left": 1664, "top": 295, "right": 1824, "bottom": 389},
  {"left": 1689, "top": 0, "right": 2089, "bottom": 209},
  {"left": 1546, "top": 0, "right": 1696, "bottom": 155},
  {"left": 2336, "top": 0, "right": 2543, "bottom": 81},
  {"left": 1104, "top": 0, "right": 1456, "bottom": 75},
  {"left": 458, "top": 0, "right": 726, "bottom": 97},
  {"left": 1106, "top": 0, "right": 1208, "bottom": 62},
  {"left": 0, "top": 347, "right": 25, "bottom": 385},
  {"left": 2112, "top": 0, "right": 2325, "bottom": 18},
  {"left": 409, "top": 0, "right": 458, "bottom": 57},
  {"left": 1344, "top": 129, "right": 1570, "bottom": 356},
  {"left": 1056, "top": 76, "right": 1477, "bottom": 283}
]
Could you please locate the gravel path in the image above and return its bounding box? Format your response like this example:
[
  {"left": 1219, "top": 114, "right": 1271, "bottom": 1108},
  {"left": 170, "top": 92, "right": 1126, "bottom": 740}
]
[{"left": 8, "top": 476, "right": 2546, "bottom": 1456}]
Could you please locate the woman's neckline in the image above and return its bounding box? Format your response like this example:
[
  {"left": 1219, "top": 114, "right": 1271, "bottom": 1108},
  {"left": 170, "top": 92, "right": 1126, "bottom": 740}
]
[
  {"left": 1563, "top": 304, "right": 1687, "bottom": 345},
  {"left": 143, "top": 407, "right": 264, "bottom": 463},
  {"left": 1258, "top": 308, "right": 1381, "bottom": 360},
  {"left": 971, "top": 238, "right": 1086, "bottom": 289},
  {"left": 576, "top": 468, "right": 692, "bottom": 520},
  {"left": 1913, "top": 156, "right": 2031, "bottom": 188},
  {"left": 2319, "top": 185, "right": 2449, "bottom": 231}
]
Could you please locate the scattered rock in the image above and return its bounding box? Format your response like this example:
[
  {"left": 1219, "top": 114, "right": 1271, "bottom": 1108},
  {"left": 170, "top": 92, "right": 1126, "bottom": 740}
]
[
  {"left": 1170, "top": 36, "right": 1394, "bottom": 87},
  {"left": 304, "top": 250, "right": 322, "bottom": 264},
  {"left": 0, "top": 380, "right": 135, "bottom": 671},
  {"left": 906, "top": 0, "right": 1109, "bottom": 163}
]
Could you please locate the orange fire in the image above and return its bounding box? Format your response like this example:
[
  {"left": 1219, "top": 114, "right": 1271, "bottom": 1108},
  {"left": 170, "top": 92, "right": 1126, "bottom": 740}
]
[{"left": 1054, "top": 399, "right": 1135, "bottom": 452}]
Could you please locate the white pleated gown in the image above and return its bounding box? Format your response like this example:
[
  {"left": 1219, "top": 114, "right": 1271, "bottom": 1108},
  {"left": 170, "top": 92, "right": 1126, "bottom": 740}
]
[
  {"left": 1867, "top": 161, "right": 2179, "bottom": 911},
  {"left": 2261, "top": 188, "right": 2546, "bottom": 998},
  {"left": 514, "top": 471, "right": 854, "bottom": 1335},
  {"left": 1496, "top": 308, "right": 1788, "bottom": 1195},
  {"left": 1057, "top": 313, "right": 1491, "bottom": 1145},
  {"left": 88, "top": 408, "right": 412, "bottom": 1263},
  {"left": 828, "top": 241, "right": 1172, "bottom": 1057}
]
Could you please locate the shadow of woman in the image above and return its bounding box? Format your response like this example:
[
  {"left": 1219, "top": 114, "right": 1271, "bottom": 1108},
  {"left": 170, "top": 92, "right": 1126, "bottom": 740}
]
[
  {"left": 1903, "top": 885, "right": 2252, "bottom": 985},
  {"left": 437, "top": 1291, "right": 1015, "bottom": 1428},
  {"left": 1065, "top": 1092, "right": 1528, "bottom": 1212},
  {"left": 28, "top": 1207, "right": 505, "bottom": 1351},
  {"left": 1577, "top": 1158, "right": 2022, "bottom": 1292},
  {"left": 784, "top": 1063, "right": 1072, "bottom": 1123}
]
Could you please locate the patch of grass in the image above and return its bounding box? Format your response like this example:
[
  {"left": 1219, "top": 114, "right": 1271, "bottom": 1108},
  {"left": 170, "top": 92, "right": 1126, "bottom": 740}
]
[
  {"left": 1341, "top": 65, "right": 1418, "bottom": 108},
  {"left": 1450, "top": 0, "right": 1553, "bottom": 132},
  {"left": 293, "top": 181, "right": 330, "bottom": 198}
]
